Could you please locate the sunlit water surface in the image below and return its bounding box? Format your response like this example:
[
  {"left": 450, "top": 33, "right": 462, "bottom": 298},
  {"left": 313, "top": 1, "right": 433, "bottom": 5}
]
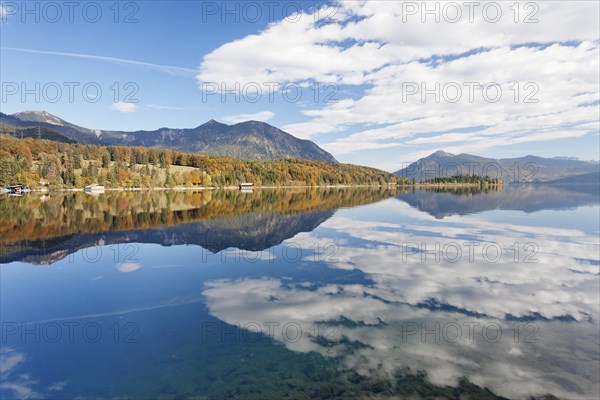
[{"left": 1, "top": 186, "right": 598, "bottom": 399}]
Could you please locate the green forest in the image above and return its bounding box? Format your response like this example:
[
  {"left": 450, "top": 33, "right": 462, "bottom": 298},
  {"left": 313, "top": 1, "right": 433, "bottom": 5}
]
[
  {"left": 0, "top": 136, "right": 408, "bottom": 188},
  {"left": 419, "top": 175, "right": 504, "bottom": 186}
]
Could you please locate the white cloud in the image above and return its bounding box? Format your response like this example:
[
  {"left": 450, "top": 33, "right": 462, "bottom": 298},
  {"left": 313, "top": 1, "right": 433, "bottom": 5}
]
[
  {"left": 111, "top": 102, "right": 138, "bottom": 113},
  {"left": 0, "top": 348, "right": 44, "bottom": 399},
  {"left": 202, "top": 200, "right": 600, "bottom": 398},
  {"left": 48, "top": 381, "right": 67, "bottom": 392},
  {"left": 221, "top": 110, "right": 275, "bottom": 124},
  {"left": 197, "top": 1, "right": 600, "bottom": 164},
  {"left": 116, "top": 261, "right": 142, "bottom": 273},
  {"left": 0, "top": 348, "right": 24, "bottom": 375}
]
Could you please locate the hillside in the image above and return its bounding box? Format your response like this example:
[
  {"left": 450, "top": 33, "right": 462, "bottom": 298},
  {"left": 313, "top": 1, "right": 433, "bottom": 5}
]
[
  {"left": 543, "top": 171, "right": 600, "bottom": 186},
  {"left": 395, "top": 150, "right": 598, "bottom": 182},
  {"left": 0, "top": 136, "right": 404, "bottom": 188},
  {"left": 0, "top": 110, "right": 337, "bottom": 162},
  {"left": 0, "top": 125, "right": 77, "bottom": 144}
]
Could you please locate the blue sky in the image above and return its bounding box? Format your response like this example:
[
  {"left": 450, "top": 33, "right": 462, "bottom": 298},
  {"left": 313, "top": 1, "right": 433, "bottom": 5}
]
[{"left": 1, "top": 1, "right": 599, "bottom": 170}]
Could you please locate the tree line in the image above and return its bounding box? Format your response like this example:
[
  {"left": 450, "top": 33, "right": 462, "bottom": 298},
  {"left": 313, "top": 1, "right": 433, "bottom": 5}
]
[
  {"left": 0, "top": 136, "right": 408, "bottom": 188},
  {"left": 0, "top": 187, "right": 404, "bottom": 246},
  {"left": 419, "top": 175, "right": 504, "bottom": 186}
]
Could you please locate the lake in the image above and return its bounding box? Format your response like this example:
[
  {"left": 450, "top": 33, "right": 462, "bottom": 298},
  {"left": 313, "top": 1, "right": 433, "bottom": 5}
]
[{"left": 1, "top": 185, "right": 598, "bottom": 399}]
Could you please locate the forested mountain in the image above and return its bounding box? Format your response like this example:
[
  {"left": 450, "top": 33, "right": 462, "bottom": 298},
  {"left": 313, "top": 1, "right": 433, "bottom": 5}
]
[
  {"left": 0, "top": 136, "right": 404, "bottom": 188},
  {"left": 0, "top": 110, "right": 337, "bottom": 162},
  {"left": 0, "top": 125, "right": 77, "bottom": 143}
]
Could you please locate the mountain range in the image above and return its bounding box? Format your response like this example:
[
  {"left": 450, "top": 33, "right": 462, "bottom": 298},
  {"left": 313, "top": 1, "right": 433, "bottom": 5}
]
[
  {"left": 2, "top": 111, "right": 598, "bottom": 182},
  {"left": 395, "top": 150, "right": 599, "bottom": 182},
  {"left": 0, "top": 110, "right": 337, "bottom": 162}
]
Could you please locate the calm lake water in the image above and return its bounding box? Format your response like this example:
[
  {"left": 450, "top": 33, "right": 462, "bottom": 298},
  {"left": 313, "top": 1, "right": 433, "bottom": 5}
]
[{"left": 1, "top": 185, "right": 599, "bottom": 399}]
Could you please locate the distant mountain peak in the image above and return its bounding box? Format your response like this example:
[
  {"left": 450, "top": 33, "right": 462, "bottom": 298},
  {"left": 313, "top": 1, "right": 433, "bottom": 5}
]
[
  {"left": 16, "top": 110, "right": 51, "bottom": 115},
  {"left": 13, "top": 110, "right": 65, "bottom": 126},
  {"left": 199, "top": 119, "right": 228, "bottom": 128},
  {"left": 433, "top": 150, "right": 453, "bottom": 157}
]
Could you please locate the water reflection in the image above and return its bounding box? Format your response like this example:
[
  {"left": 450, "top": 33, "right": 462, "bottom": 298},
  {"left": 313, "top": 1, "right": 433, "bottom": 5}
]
[
  {"left": 396, "top": 184, "right": 600, "bottom": 218},
  {"left": 0, "top": 188, "right": 397, "bottom": 264},
  {"left": 202, "top": 198, "right": 600, "bottom": 398},
  {"left": 1, "top": 186, "right": 598, "bottom": 399}
]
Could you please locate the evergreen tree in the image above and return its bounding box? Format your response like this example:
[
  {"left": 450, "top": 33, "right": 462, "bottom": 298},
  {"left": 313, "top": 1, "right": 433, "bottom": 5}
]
[
  {"left": 61, "top": 161, "right": 76, "bottom": 186},
  {"left": 102, "top": 151, "right": 111, "bottom": 168}
]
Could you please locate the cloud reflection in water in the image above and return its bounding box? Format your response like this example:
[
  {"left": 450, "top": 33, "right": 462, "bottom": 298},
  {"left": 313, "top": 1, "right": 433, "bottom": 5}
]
[{"left": 203, "top": 198, "right": 600, "bottom": 399}]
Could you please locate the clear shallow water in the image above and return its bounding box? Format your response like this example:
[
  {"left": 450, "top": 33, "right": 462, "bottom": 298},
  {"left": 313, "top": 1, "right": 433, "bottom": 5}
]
[{"left": 1, "top": 186, "right": 599, "bottom": 399}]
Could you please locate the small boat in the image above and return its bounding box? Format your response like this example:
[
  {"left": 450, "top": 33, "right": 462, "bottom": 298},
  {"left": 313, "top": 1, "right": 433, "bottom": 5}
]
[
  {"left": 7, "top": 184, "right": 30, "bottom": 194},
  {"left": 239, "top": 183, "right": 254, "bottom": 190},
  {"left": 84, "top": 184, "right": 105, "bottom": 193}
]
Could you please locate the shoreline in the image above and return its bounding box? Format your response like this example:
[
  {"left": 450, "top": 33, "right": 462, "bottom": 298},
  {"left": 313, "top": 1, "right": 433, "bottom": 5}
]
[
  {"left": 413, "top": 183, "right": 504, "bottom": 188},
  {"left": 28, "top": 184, "right": 401, "bottom": 193},
  {"left": 18, "top": 182, "right": 509, "bottom": 193}
]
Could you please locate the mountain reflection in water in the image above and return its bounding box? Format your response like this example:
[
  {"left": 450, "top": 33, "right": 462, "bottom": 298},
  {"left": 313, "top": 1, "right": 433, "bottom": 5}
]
[
  {"left": 0, "top": 188, "right": 397, "bottom": 264},
  {"left": 396, "top": 183, "right": 600, "bottom": 218},
  {"left": 0, "top": 185, "right": 598, "bottom": 399}
]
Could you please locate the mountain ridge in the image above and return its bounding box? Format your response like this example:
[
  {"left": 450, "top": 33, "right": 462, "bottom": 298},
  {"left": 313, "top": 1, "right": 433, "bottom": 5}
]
[
  {"left": 0, "top": 110, "right": 337, "bottom": 163},
  {"left": 395, "top": 150, "right": 598, "bottom": 182}
]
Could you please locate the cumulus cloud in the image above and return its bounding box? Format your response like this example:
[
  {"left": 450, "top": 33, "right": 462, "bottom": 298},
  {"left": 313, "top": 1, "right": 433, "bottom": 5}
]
[
  {"left": 0, "top": 348, "right": 24, "bottom": 375},
  {"left": 197, "top": 1, "right": 600, "bottom": 165},
  {"left": 116, "top": 261, "right": 142, "bottom": 273},
  {"left": 202, "top": 197, "right": 600, "bottom": 398},
  {"left": 0, "top": 348, "right": 44, "bottom": 399},
  {"left": 111, "top": 102, "right": 138, "bottom": 113},
  {"left": 222, "top": 110, "right": 275, "bottom": 124},
  {"left": 203, "top": 277, "right": 599, "bottom": 398}
]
